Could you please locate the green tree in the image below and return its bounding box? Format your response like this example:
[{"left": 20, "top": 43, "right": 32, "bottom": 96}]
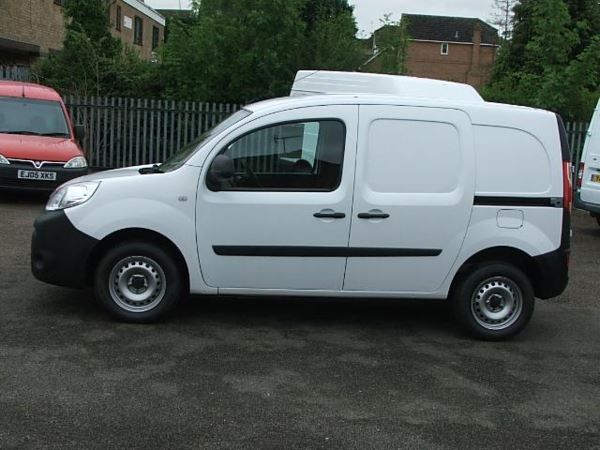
[
  {"left": 564, "top": 0, "right": 600, "bottom": 55},
  {"left": 201, "top": 0, "right": 306, "bottom": 102},
  {"left": 63, "top": 0, "right": 121, "bottom": 58},
  {"left": 365, "top": 14, "right": 410, "bottom": 75},
  {"left": 162, "top": 0, "right": 361, "bottom": 102},
  {"left": 35, "top": 0, "right": 161, "bottom": 97},
  {"left": 484, "top": 0, "right": 600, "bottom": 120},
  {"left": 309, "top": 3, "right": 363, "bottom": 70},
  {"left": 301, "top": 0, "right": 353, "bottom": 31}
]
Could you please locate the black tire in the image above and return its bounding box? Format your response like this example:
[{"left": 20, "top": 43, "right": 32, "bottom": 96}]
[
  {"left": 451, "top": 262, "right": 535, "bottom": 341},
  {"left": 595, "top": 216, "right": 600, "bottom": 227},
  {"left": 94, "top": 241, "right": 186, "bottom": 323}
]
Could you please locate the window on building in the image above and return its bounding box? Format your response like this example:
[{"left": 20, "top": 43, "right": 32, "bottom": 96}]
[
  {"left": 116, "top": 6, "right": 122, "bottom": 31},
  {"left": 208, "top": 120, "right": 346, "bottom": 192},
  {"left": 441, "top": 42, "right": 449, "bottom": 55},
  {"left": 152, "top": 26, "right": 160, "bottom": 50},
  {"left": 134, "top": 16, "right": 143, "bottom": 45},
  {"left": 53, "top": 0, "right": 64, "bottom": 5}
]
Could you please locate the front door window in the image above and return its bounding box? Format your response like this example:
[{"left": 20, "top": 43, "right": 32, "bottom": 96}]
[{"left": 209, "top": 120, "right": 346, "bottom": 191}]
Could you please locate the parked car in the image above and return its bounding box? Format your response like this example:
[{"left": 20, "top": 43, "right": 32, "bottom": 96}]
[
  {"left": 0, "top": 81, "right": 87, "bottom": 191},
  {"left": 575, "top": 97, "right": 600, "bottom": 226},
  {"left": 31, "top": 71, "right": 571, "bottom": 340}
]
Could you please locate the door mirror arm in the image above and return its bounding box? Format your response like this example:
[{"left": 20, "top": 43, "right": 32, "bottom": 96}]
[{"left": 74, "top": 124, "right": 86, "bottom": 142}]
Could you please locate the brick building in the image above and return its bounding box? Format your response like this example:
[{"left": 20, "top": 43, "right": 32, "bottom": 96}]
[
  {"left": 0, "top": 0, "right": 66, "bottom": 65},
  {"left": 0, "top": 0, "right": 165, "bottom": 66},
  {"left": 107, "top": 0, "right": 166, "bottom": 61},
  {"left": 365, "top": 14, "right": 500, "bottom": 89}
]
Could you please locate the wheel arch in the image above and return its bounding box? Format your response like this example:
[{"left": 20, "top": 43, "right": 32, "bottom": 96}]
[
  {"left": 86, "top": 228, "right": 190, "bottom": 290},
  {"left": 450, "top": 246, "right": 543, "bottom": 299}
]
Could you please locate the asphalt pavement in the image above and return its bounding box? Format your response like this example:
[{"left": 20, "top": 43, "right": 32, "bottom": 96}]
[{"left": 0, "top": 191, "right": 599, "bottom": 449}]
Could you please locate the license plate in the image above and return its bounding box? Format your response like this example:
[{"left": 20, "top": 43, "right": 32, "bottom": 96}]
[
  {"left": 592, "top": 174, "right": 600, "bottom": 183},
  {"left": 17, "top": 170, "right": 57, "bottom": 181}
]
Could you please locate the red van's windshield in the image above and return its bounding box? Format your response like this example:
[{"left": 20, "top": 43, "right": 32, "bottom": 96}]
[{"left": 0, "top": 97, "right": 70, "bottom": 138}]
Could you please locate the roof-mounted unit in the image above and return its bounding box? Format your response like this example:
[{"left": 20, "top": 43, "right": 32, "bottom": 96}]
[{"left": 290, "top": 70, "right": 484, "bottom": 102}]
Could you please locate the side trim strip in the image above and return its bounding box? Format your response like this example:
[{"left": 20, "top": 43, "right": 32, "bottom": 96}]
[
  {"left": 213, "top": 246, "right": 442, "bottom": 257},
  {"left": 474, "top": 196, "right": 562, "bottom": 208}
]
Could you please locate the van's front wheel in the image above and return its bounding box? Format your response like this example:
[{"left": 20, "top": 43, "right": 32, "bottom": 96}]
[
  {"left": 452, "top": 263, "right": 535, "bottom": 340},
  {"left": 94, "top": 242, "right": 184, "bottom": 322}
]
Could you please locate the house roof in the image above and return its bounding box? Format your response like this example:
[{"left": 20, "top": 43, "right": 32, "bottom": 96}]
[
  {"left": 122, "top": 0, "right": 166, "bottom": 26},
  {"left": 402, "top": 14, "right": 499, "bottom": 45}
]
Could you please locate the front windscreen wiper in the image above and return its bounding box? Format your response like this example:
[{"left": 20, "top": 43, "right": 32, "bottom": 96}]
[
  {"left": 40, "top": 132, "right": 70, "bottom": 138},
  {"left": 0, "top": 130, "right": 42, "bottom": 136},
  {"left": 139, "top": 164, "right": 164, "bottom": 174}
]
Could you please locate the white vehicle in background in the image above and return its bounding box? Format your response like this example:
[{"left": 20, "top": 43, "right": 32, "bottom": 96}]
[
  {"left": 575, "top": 98, "right": 600, "bottom": 226},
  {"left": 32, "top": 71, "right": 572, "bottom": 340}
]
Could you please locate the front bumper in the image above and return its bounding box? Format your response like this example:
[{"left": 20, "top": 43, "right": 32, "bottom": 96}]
[
  {"left": 31, "top": 210, "right": 98, "bottom": 288},
  {"left": 0, "top": 163, "right": 88, "bottom": 191}
]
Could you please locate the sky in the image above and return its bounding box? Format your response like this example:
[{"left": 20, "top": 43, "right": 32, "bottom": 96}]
[{"left": 145, "top": 0, "right": 497, "bottom": 37}]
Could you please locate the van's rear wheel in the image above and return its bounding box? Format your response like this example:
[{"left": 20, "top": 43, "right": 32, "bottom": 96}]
[
  {"left": 452, "top": 262, "right": 535, "bottom": 340},
  {"left": 94, "top": 241, "right": 184, "bottom": 322}
]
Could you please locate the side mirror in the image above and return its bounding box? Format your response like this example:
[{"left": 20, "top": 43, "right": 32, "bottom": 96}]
[
  {"left": 208, "top": 154, "right": 235, "bottom": 190},
  {"left": 74, "top": 124, "right": 85, "bottom": 141}
]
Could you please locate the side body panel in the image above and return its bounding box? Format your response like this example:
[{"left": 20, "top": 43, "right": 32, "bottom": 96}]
[
  {"left": 64, "top": 164, "right": 213, "bottom": 294},
  {"left": 344, "top": 105, "right": 475, "bottom": 293}
]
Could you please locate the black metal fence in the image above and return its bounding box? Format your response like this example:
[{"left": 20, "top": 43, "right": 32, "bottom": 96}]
[
  {"left": 0, "top": 65, "right": 32, "bottom": 82},
  {"left": 64, "top": 96, "right": 241, "bottom": 168},
  {"left": 565, "top": 121, "right": 590, "bottom": 171},
  {"left": 59, "top": 95, "right": 592, "bottom": 170}
]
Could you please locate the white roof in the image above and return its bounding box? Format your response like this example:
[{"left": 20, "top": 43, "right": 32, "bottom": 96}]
[
  {"left": 122, "top": 0, "right": 166, "bottom": 26},
  {"left": 290, "top": 70, "right": 483, "bottom": 103},
  {"left": 245, "top": 93, "right": 554, "bottom": 128}
]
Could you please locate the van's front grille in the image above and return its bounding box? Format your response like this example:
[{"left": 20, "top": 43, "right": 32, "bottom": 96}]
[{"left": 7, "top": 159, "right": 65, "bottom": 169}]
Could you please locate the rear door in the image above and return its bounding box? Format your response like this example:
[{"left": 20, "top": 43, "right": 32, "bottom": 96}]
[
  {"left": 580, "top": 99, "right": 600, "bottom": 205},
  {"left": 344, "top": 105, "right": 475, "bottom": 294}
]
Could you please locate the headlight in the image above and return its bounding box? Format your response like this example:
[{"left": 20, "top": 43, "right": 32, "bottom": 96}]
[
  {"left": 64, "top": 156, "right": 88, "bottom": 169},
  {"left": 46, "top": 181, "right": 100, "bottom": 211},
  {"left": 0, "top": 154, "right": 9, "bottom": 165}
]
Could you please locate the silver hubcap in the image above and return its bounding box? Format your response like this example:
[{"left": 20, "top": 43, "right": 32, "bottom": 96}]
[
  {"left": 471, "top": 276, "right": 523, "bottom": 330},
  {"left": 108, "top": 256, "right": 166, "bottom": 313}
]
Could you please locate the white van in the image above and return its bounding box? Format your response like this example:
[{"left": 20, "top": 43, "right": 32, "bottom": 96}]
[
  {"left": 575, "top": 98, "right": 600, "bottom": 226},
  {"left": 31, "top": 71, "right": 572, "bottom": 340}
]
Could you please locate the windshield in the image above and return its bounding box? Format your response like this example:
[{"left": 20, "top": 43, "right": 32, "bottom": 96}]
[
  {"left": 0, "top": 96, "right": 70, "bottom": 138},
  {"left": 160, "top": 109, "right": 252, "bottom": 172}
]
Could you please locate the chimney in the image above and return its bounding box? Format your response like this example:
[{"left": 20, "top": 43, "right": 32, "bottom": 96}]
[{"left": 471, "top": 22, "right": 482, "bottom": 68}]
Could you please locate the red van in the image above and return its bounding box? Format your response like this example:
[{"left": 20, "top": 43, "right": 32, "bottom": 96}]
[{"left": 0, "top": 81, "right": 88, "bottom": 191}]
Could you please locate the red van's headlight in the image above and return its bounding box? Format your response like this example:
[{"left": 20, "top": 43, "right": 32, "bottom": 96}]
[
  {"left": 0, "top": 154, "right": 10, "bottom": 165},
  {"left": 64, "top": 156, "right": 88, "bottom": 169}
]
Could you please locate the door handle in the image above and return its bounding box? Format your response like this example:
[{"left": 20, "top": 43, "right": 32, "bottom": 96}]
[
  {"left": 314, "top": 211, "right": 346, "bottom": 219},
  {"left": 358, "top": 212, "right": 390, "bottom": 219}
]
